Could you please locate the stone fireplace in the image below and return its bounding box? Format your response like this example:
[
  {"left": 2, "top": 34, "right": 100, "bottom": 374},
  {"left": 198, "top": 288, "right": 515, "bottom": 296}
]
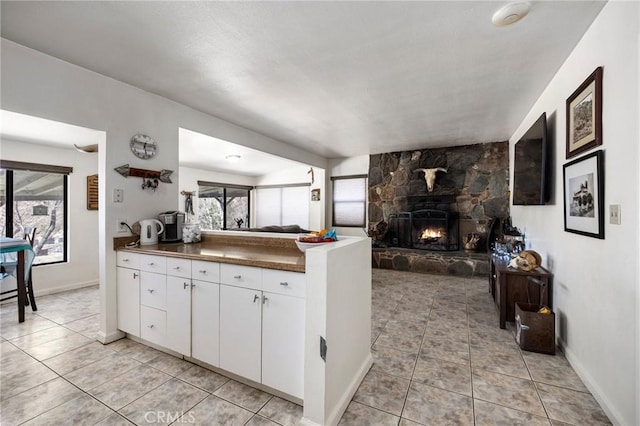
[{"left": 368, "top": 141, "right": 509, "bottom": 276}]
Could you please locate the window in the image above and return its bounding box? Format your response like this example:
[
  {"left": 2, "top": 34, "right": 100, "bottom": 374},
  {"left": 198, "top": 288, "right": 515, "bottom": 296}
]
[
  {"left": 332, "top": 175, "right": 367, "bottom": 227},
  {"left": 1, "top": 161, "right": 71, "bottom": 265},
  {"left": 255, "top": 184, "right": 310, "bottom": 229},
  {"left": 198, "top": 181, "right": 251, "bottom": 230}
]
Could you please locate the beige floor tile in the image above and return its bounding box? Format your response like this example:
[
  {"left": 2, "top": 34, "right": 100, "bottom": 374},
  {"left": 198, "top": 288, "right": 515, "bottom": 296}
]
[
  {"left": 22, "top": 331, "right": 94, "bottom": 361},
  {"left": 338, "top": 401, "right": 400, "bottom": 425},
  {"left": 353, "top": 369, "right": 410, "bottom": 416},
  {"left": 536, "top": 382, "right": 611, "bottom": 425},
  {"left": 64, "top": 351, "right": 142, "bottom": 391},
  {"left": 413, "top": 355, "right": 472, "bottom": 396},
  {"left": 258, "top": 396, "right": 303, "bottom": 426},
  {"left": 472, "top": 369, "right": 546, "bottom": 417},
  {"left": 245, "top": 415, "right": 280, "bottom": 426},
  {"left": 106, "top": 338, "right": 162, "bottom": 363},
  {"left": 177, "top": 364, "right": 229, "bottom": 393},
  {"left": 94, "top": 413, "right": 135, "bottom": 425},
  {"left": 0, "top": 360, "right": 58, "bottom": 400},
  {"left": 474, "top": 399, "right": 551, "bottom": 425},
  {"left": 371, "top": 344, "right": 418, "bottom": 379},
  {"left": 523, "top": 351, "right": 589, "bottom": 392},
  {"left": 89, "top": 364, "right": 171, "bottom": 410},
  {"left": 182, "top": 394, "right": 253, "bottom": 425},
  {"left": 119, "top": 378, "right": 208, "bottom": 425},
  {"left": 64, "top": 313, "right": 100, "bottom": 338},
  {"left": 145, "top": 351, "right": 193, "bottom": 376},
  {"left": 402, "top": 381, "right": 473, "bottom": 425},
  {"left": 22, "top": 393, "right": 113, "bottom": 426},
  {"left": 8, "top": 325, "right": 76, "bottom": 349},
  {"left": 43, "top": 341, "right": 117, "bottom": 375},
  {"left": 214, "top": 380, "right": 272, "bottom": 412}
]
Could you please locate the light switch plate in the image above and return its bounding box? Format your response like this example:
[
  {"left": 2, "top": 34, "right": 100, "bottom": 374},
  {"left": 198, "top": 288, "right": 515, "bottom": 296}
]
[
  {"left": 609, "top": 204, "right": 621, "bottom": 225},
  {"left": 113, "top": 188, "right": 124, "bottom": 203}
]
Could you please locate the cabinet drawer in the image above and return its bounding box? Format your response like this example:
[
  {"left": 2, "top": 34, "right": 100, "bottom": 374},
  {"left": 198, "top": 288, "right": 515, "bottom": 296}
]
[
  {"left": 141, "top": 305, "right": 166, "bottom": 347},
  {"left": 262, "top": 269, "right": 305, "bottom": 298},
  {"left": 220, "top": 264, "right": 262, "bottom": 290},
  {"left": 192, "top": 260, "right": 220, "bottom": 283},
  {"left": 140, "top": 272, "right": 167, "bottom": 310},
  {"left": 117, "top": 251, "right": 142, "bottom": 269},
  {"left": 167, "top": 257, "right": 191, "bottom": 278},
  {"left": 139, "top": 254, "right": 166, "bottom": 274}
]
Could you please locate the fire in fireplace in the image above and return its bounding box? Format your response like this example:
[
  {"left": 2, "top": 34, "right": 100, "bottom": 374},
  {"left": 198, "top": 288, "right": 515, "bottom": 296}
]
[{"left": 387, "top": 206, "right": 460, "bottom": 251}]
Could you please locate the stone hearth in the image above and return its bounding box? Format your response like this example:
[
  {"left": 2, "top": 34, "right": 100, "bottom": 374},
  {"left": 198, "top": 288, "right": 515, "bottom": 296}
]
[{"left": 372, "top": 247, "right": 489, "bottom": 277}]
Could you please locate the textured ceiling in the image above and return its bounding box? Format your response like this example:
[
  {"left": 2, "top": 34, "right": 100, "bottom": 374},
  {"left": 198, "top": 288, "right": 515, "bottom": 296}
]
[{"left": 1, "top": 1, "right": 605, "bottom": 159}]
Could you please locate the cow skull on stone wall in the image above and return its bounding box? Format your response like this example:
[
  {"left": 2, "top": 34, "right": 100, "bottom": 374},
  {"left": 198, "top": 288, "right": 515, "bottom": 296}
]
[{"left": 415, "top": 167, "right": 448, "bottom": 192}]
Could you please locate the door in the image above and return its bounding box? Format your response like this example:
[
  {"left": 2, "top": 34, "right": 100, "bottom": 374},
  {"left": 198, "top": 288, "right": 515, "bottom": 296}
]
[
  {"left": 116, "top": 267, "right": 140, "bottom": 337},
  {"left": 166, "top": 275, "right": 192, "bottom": 356},
  {"left": 219, "top": 284, "right": 262, "bottom": 382},
  {"left": 192, "top": 280, "right": 220, "bottom": 367},
  {"left": 261, "top": 292, "right": 305, "bottom": 398}
]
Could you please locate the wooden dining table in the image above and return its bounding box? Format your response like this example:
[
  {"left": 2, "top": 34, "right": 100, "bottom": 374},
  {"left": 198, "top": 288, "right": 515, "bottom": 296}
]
[{"left": 0, "top": 237, "right": 35, "bottom": 323}]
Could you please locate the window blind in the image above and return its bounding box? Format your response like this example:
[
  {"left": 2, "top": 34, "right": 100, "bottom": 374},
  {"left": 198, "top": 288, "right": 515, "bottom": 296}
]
[{"left": 332, "top": 175, "right": 367, "bottom": 227}]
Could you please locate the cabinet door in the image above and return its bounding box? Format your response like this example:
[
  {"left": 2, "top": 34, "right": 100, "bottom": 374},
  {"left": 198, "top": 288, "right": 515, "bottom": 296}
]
[
  {"left": 117, "top": 267, "right": 140, "bottom": 337},
  {"left": 192, "top": 280, "right": 220, "bottom": 367},
  {"left": 141, "top": 305, "right": 166, "bottom": 347},
  {"left": 262, "top": 292, "right": 305, "bottom": 399},
  {"left": 219, "top": 284, "right": 262, "bottom": 382},
  {"left": 166, "top": 276, "right": 192, "bottom": 356}
]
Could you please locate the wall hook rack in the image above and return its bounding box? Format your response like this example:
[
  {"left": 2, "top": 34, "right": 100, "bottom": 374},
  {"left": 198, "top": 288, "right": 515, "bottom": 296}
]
[{"left": 114, "top": 164, "right": 173, "bottom": 190}]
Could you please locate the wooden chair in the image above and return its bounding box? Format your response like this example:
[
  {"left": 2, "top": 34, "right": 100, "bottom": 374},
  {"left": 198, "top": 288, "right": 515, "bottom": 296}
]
[{"left": 0, "top": 228, "right": 37, "bottom": 311}]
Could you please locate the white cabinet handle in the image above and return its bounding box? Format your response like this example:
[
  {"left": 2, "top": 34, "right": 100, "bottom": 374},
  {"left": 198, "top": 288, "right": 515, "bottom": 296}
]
[
  {"left": 234, "top": 275, "right": 242, "bottom": 279},
  {"left": 280, "top": 282, "right": 289, "bottom": 286},
  {"left": 133, "top": 272, "right": 139, "bottom": 279},
  {"left": 183, "top": 282, "right": 189, "bottom": 290},
  {"left": 148, "top": 289, "right": 155, "bottom": 294},
  {"left": 147, "top": 324, "right": 154, "bottom": 329},
  {"left": 262, "top": 295, "right": 269, "bottom": 304},
  {"left": 253, "top": 294, "right": 260, "bottom": 303}
]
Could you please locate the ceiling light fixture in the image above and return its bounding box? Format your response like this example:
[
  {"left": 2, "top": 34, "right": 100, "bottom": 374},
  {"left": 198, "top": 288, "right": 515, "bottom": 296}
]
[
  {"left": 225, "top": 154, "right": 241, "bottom": 163},
  {"left": 492, "top": 1, "right": 531, "bottom": 27}
]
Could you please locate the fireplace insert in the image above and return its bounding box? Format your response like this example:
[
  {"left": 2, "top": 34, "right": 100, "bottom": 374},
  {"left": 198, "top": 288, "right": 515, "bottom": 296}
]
[{"left": 388, "top": 209, "right": 459, "bottom": 251}]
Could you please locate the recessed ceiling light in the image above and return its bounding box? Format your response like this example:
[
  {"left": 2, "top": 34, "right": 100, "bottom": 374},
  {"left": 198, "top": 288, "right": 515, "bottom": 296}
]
[
  {"left": 225, "top": 154, "right": 241, "bottom": 163},
  {"left": 492, "top": 2, "right": 531, "bottom": 27}
]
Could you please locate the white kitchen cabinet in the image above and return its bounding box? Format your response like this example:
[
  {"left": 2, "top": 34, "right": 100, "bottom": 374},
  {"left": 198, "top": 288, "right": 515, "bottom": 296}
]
[
  {"left": 219, "top": 284, "right": 262, "bottom": 383},
  {"left": 166, "top": 275, "right": 192, "bottom": 355},
  {"left": 140, "top": 271, "right": 166, "bottom": 310},
  {"left": 141, "top": 305, "right": 166, "bottom": 346},
  {"left": 116, "top": 266, "right": 140, "bottom": 337},
  {"left": 191, "top": 280, "right": 220, "bottom": 367},
  {"left": 262, "top": 291, "right": 305, "bottom": 399}
]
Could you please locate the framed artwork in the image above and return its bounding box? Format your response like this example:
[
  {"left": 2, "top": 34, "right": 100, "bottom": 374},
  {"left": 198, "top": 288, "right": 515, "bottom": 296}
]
[
  {"left": 311, "top": 188, "right": 321, "bottom": 201},
  {"left": 566, "top": 66, "right": 603, "bottom": 159},
  {"left": 87, "top": 174, "right": 98, "bottom": 210},
  {"left": 563, "top": 150, "right": 604, "bottom": 239}
]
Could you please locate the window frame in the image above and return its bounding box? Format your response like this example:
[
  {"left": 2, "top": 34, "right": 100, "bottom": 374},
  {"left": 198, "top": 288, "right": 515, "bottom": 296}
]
[
  {"left": 1, "top": 160, "right": 71, "bottom": 266},
  {"left": 331, "top": 174, "right": 367, "bottom": 228},
  {"left": 197, "top": 181, "right": 252, "bottom": 230}
]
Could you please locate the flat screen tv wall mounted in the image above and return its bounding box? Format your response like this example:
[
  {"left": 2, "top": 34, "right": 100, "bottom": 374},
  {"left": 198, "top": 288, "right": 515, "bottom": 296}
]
[{"left": 513, "top": 112, "right": 551, "bottom": 205}]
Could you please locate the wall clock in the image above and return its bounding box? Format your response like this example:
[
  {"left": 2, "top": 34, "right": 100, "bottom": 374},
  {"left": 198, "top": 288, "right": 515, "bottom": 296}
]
[{"left": 130, "top": 134, "right": 157, "bottom": 159}]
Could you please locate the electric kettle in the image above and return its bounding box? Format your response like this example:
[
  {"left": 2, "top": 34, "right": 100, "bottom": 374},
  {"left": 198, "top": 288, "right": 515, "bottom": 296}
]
[{"left": 139, "top": 219, "right": 164, "bottom": 245}]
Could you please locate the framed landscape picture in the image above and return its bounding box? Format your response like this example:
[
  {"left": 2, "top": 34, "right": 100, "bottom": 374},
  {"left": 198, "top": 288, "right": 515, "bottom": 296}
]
[
  {"left": 563, "top": 150, "right": 604, "bottom": 239},
  {"left": 566, "top": 66, "right": 603, "bottom": 159}
]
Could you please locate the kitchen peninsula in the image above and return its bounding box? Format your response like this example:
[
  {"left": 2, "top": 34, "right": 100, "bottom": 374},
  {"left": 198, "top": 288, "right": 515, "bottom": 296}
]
[{"left": 115, "top": 232, "right": 372, "bottom": 426}]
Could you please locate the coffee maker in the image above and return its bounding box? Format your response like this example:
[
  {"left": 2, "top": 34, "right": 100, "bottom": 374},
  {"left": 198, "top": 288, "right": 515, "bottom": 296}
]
[{"left": 158, "top": 211, "right": 185, "bottom": 242}]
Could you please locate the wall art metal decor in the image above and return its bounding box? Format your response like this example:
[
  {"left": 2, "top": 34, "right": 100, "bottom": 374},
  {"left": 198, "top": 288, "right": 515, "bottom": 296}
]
[
  {"left": 563, "top": 150, "right": 604, "bottom": 239},
  {"left": 566, "top": 67, "right": 603, "bottom": 159}
]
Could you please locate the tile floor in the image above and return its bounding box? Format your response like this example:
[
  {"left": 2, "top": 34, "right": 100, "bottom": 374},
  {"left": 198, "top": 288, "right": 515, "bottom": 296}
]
[{"left": 0, "top": 269, "right": 611, "bottom": 425}]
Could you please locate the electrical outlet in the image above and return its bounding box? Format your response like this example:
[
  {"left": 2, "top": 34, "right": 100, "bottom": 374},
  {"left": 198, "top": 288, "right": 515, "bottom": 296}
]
[
  {"left": 117, "top": 218, "right": 129, "bottom": 233},
  {"left": 609, "top": 204, "right": 621, "bottom": 225}
]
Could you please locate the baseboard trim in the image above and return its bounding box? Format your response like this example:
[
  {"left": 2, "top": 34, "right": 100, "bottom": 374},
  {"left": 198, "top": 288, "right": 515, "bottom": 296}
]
[
  {"left": 35, "top": 280, "right": 99, "bottom": 296},
  {"left": 324, "top": 353, "right": 374, "bottom": 426},
  {"left": 558, "top": 338, "right": 626, "bottom": 425},
  {"left": 96, "top": 329, "right": 124, "bottom": 344}
]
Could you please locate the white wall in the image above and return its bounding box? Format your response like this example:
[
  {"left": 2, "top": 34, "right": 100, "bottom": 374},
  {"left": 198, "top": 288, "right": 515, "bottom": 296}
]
[
  {"left": 326, "top": 155, "right": 369, "bottom": 236},
  {"left": 0, "top": 139, "right": 99, "bottom": 294},
  {"left": 1, "top": 38, "right": 327, "bottom": 344},
  {"left": 509, "top": 3, "right": 639, "bottom": 425}
]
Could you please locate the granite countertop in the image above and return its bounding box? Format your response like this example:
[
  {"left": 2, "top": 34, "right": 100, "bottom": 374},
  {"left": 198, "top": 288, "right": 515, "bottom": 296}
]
[{"left": 117, "top": 234, "right": 306, "bottom": 273}]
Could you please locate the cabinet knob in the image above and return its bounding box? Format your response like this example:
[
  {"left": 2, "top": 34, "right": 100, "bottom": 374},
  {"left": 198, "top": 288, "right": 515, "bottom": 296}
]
[
  {"left": 280, "top": 282, "right": 289, "bottom": 286},
  {"left": 147, "top": 324, "right": 154, "bottom": 329},
  {"left": 122, "top": 258, "right": 129, "bottom": 262},
  {"left": 199, "top": 270, "right": 207, "bottom": 274},
  {"left": 148, "top": 262, "right": 155, "bottom": 266},
  {"left": 234, "top": 275, "right": 242, "bottom": 279},
  {"left": 253, "top": 294, "right": 260, "bottom": 303},
  {"left": 173, "top": 266, "right": 181, "bottom": 270},
  {"left": 148, "top": 289, "right": 155, "bottom": 294}
]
